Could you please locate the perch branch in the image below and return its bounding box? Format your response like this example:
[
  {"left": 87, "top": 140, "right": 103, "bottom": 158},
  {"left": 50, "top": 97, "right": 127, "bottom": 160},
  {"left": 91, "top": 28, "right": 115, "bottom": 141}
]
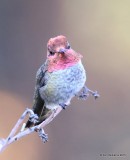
[
  {"left": 0, "top": 87, "right": 99, "bottom": 153},
  {"left": 0, "top": 107, "right": 62, "bottom": 153}
]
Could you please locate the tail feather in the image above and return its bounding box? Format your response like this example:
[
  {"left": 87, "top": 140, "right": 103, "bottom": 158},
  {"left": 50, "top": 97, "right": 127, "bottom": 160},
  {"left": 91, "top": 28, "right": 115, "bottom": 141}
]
[
  {"left": 25, "top": 107, "right": 52, "bottom": 128},
  {"left": 25, "top": 120, "right": 34, "bottom": 128}
]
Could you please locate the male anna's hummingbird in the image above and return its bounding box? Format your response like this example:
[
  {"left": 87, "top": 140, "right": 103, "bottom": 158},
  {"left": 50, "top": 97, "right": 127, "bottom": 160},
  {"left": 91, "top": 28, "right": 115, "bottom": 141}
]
[{"left": 26, "top": 35, "right": 97, "bottom": 128}]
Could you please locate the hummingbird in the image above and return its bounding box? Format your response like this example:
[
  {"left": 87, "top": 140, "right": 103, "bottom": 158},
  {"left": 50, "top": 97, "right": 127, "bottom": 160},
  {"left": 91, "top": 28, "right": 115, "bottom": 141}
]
[{"left": 26, "top": 35, "right": 97, "bottom": 128}]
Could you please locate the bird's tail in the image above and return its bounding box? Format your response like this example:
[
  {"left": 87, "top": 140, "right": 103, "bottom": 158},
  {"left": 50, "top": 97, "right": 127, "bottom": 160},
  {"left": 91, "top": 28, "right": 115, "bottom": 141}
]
[
  {"left": 25, "top": 120, "right": 34, "bottom": 128},
  {"left": 25, "top": 107, "right": 52, "bottom": 128}
]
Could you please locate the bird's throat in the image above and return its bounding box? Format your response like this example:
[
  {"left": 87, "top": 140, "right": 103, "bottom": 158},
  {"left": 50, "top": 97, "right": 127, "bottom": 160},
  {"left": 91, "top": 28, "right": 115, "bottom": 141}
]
[{"left": 48, "top": 57, "right": 81, "bottom": 72}]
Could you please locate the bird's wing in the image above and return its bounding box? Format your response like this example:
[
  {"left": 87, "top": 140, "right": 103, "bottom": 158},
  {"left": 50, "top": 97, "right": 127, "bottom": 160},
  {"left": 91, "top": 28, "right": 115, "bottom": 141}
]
[
  {"left": 32, "top": 60, "right": 48, "bottom": 116},
  {"left": 25, "top": 61, "right": 49, "bottom": 128}
]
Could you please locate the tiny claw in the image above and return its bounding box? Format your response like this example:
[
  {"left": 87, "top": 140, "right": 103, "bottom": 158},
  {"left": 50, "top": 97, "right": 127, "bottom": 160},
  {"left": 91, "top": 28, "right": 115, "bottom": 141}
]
[
  {"left": 78, "top": 86, "right": 89, "bottom": 100},
  {"left": 92, "top": 91, "right": 100, "bottom": 99},
  {"left": 78, "top": 86, "right": 100, "bottom": 100},
  {"left": 87, "top": 89, "right": 100, "bottom": 99},
  {"left": 78, "top": 93, "right": 89, "bottom": 100},
  {"left": 29, "top": 114, "right": 39, "bottom": 124},
  {"left": 37, "top": 128, "right": 48, "bottom": 143},
  {"left": 59, "top": 103, "right": 68, "bottom": 110}
]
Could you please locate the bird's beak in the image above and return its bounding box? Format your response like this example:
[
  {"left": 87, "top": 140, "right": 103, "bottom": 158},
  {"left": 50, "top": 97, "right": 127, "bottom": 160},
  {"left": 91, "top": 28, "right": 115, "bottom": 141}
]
[{"left": 58, "top": 48, "right": 67, "bottom": 54}]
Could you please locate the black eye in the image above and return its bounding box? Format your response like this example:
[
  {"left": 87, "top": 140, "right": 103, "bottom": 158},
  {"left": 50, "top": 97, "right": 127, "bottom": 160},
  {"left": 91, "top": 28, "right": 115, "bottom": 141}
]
[
  {"left": 49, "top": 51, "right": 55, "bottom": 56},
  {"left": 67, "top": 45, "right": 71, "bottom": 49}
]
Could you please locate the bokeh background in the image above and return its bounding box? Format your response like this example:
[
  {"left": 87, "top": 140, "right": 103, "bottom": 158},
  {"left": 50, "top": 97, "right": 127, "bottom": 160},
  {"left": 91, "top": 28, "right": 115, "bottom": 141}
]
[{"left": 0, "top": 0, "right": 130, "bottom": 159}]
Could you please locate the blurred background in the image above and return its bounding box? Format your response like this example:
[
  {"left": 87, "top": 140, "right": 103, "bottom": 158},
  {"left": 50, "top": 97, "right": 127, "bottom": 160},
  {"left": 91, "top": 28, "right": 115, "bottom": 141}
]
[{"left": 0, "top": 0, "right": 130, "bottom": 159}]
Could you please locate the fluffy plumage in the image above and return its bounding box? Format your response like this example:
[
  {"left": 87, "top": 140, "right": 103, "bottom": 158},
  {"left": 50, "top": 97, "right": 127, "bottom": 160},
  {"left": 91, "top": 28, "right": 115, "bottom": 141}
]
[{"left": 26, "top": 35, "right": 86, "bottom": 127}]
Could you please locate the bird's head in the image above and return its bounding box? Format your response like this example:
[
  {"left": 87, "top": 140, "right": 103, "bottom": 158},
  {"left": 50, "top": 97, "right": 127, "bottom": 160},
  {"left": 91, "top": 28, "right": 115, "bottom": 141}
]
[{"left": 47, "top": 35, "right": 82, "bottom": 72}]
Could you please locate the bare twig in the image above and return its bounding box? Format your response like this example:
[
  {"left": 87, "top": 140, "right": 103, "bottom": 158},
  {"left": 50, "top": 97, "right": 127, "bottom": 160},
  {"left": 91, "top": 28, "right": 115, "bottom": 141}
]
[
  {"left": 0, "top": 88, "right": 99, "bottom": 153},
  {"left": 0, "top": 107, "right": 62, "bottom": 153}
]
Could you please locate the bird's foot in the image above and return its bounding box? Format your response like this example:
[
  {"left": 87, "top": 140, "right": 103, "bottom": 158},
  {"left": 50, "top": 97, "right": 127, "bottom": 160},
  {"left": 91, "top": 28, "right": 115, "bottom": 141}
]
[
  {"left": 36, "top": 128, "right": 48, "bottom": 143},
  {"left": 78, "top": 86, "right": 100, "bottom": 100},
  {"left": 29, "top": 113, "right": 39, "bottom": 124},
  {"left": 87, "top": 89, "right": 100, "bottom": 99},
  {"left": 59, "top": 103, "right": 68, "bottom": 110},
  {"left": 88, "top": 89, "right": 100, "bottom": 99},
  {"left": 78, "top": 86, "right": 89, "bottom": 100}
]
